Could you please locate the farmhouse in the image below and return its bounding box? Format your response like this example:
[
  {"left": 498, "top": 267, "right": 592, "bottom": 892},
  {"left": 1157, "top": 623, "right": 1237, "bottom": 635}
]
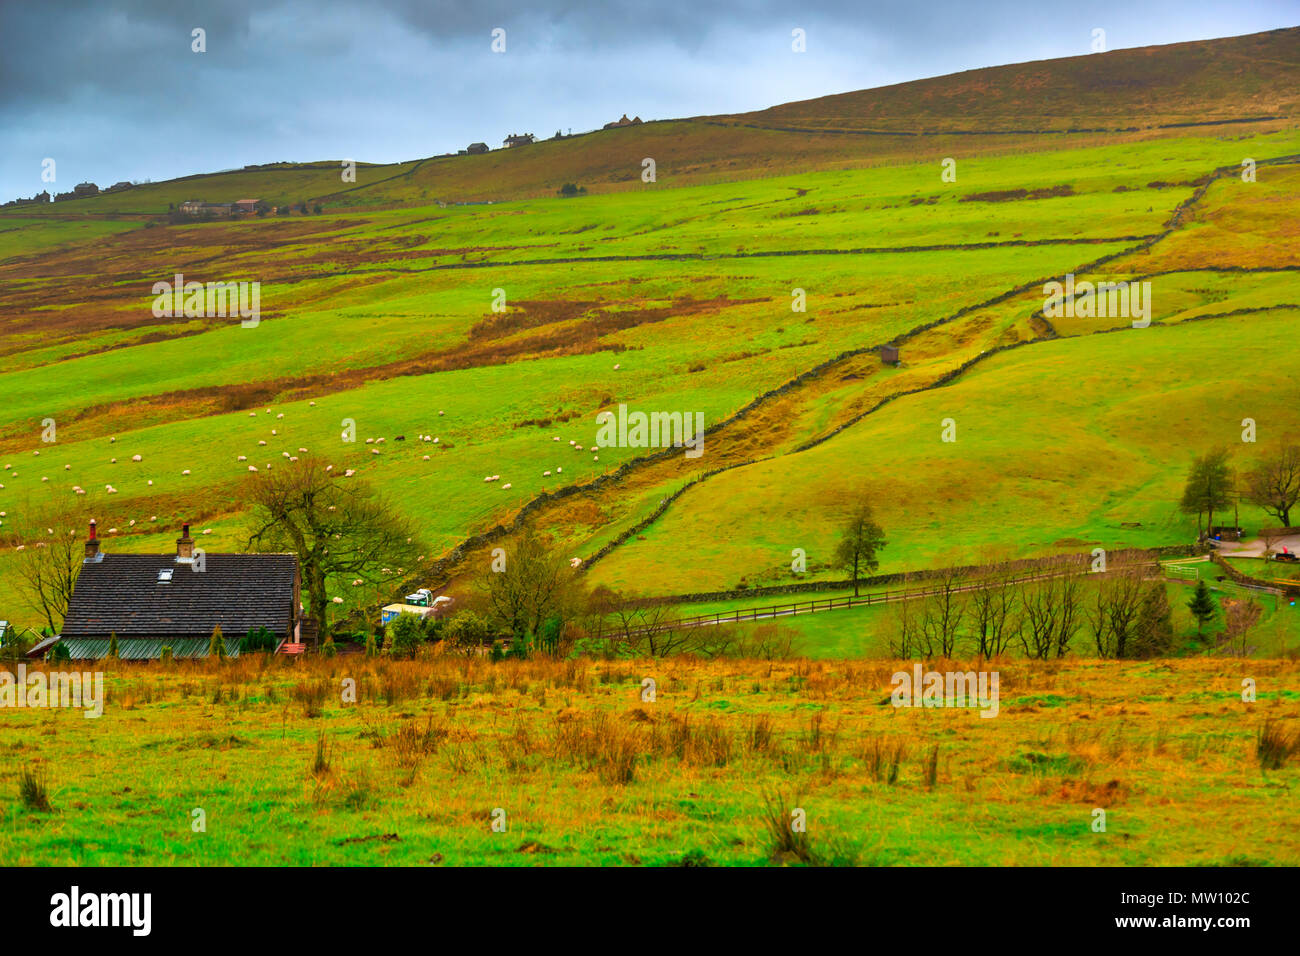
[
  {"left": 233, "top": 198, "right": 259, "bottom": 213},
  {"left": 55, "top": 522, "right": 306, "bottom": 660},
  {"left": 178, "top": 200, "right": 234, "bottom": 217},
  {"left": 466, "top": 142, "right": 489, "bottom": 154},
  {"left": 503, "top": 133, "right": 535, "bottom": 148}
]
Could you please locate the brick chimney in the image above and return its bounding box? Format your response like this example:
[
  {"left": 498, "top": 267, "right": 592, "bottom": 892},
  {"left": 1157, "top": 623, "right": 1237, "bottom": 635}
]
[
  {"left": 83, "top": 519, "right": 102, "bottom": 563},
  {"left": 175, "top": 523, "right": 194, "bottom": 562}
]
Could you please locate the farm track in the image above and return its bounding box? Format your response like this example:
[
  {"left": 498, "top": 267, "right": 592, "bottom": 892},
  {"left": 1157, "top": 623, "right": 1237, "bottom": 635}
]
[{"left": 425, "top": 153, "right": 1300, "bottom": 590}]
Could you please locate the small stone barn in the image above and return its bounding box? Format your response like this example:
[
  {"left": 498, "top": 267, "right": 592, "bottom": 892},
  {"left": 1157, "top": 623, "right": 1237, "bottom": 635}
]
[{"left": 56, "top": 522, "right": 303, "bottom": 660}]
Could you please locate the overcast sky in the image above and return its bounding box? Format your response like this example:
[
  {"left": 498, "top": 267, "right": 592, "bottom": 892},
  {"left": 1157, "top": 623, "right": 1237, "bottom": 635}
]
[{"left": 1, "top": 1, "right": 1295, "bottom": 202}]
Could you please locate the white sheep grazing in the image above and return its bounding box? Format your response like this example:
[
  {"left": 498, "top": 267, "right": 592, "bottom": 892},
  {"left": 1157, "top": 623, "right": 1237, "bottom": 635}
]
[
  {"left": 310, "top": 401, "right": 316, "bottom": 407},
  {"left": 33, "top": 450, "right": 39, "bottom": 456},
  {"left": 110, "top": 458, "right": 116, "bottom": 464},
  {"left": 147, "top": 480, "right": 153, "bottom": 486},
  {"left": 75, "top": 489, "right": 85, "bottom": 495},
  {"left": 258, "top": 440, "right": 267, "bottom": 446},
  {"left": 422, "top": 455, "right": 430, "bottom": 461},
  {"left": 502, "top": 482, "right": 512, "bottom": 489},
  {"left": 248, "top": 465, "right": 258, "bottom": 472},
  {"left": 129, "top": 519, "right": 136, "bottom": 526},
  {"left": 107, "top": 527, "right": 117, "bottom": 534},
  {"left": 326, "top": 465, "right": 333, "bottom": 471},
  {"left": 433, "top": 437, "right": 439, "bottom": 443},
  {"left": 376, "top": 437, "right": 385, "bottom": 444},
  {"left": 344, "top": 469, "right": 356, "bottom": 477},
  {"left": 110, "top": 437, "right": 116, "bottom": 443},
  {"left": 182, "top": 469, "right": 191, "bottom": 475},
  {"left": 438, "top": 410, "right": 444, "bottom": 416},
  {"left": 271, "top": 429, "right": 277, "bottom": 435},
  {"left": 41, "top": 476, "right": 48, "bottom": 482},
  {"left": 593, "top": 455, "right": 599, "bottom": 461},
  {"left": 483, "top": 476, "right": 492, "bottom": 482},
  {"left": 64, "top": 464, "right": 71, "bottom": 470},
  {"left": 556, "top": 466, "right": 562, "bottom": 473},
  {"left": 132, "top": 454, "right": 142, "bottom": 462},
  {"left": 553, "top": 436, "right": 560, "bottom": 441},
  {"left": 614, "top": 363, "right": 621, "bottom": 370},
  {"left": 298, "top": 447, "right": 308, "bottom": 453},
  {"left": 276, "top": 413, "right": 284, "bottom": 419},
  {"left": 282, "top": 452, "right": 290, "bottom": 458},
  {"left": 202, "top": 529, "right": 212, "bottom": 535},
  {"left": 352, "top": 579, "right": 362, "bottom": 586},
  {"left": 249, "top": 412, "right": 256, "bottom": 417},
  {"left": 371, "top": 449, "right": 380, "bottom": 455},
  {"left": 150, "top": 515, "right": 157, "bottom": 521},
  {"left": 290, "top": 456, "right": 299, "bottom": 462},
  {"left": 365, "top": 438, "right": 374, "bottom": 444},
  {"left": 333, "top": 597, "right": 344, "bottom": 604},
  {"left": 544, "top": 470, "right": 551, "bottom": 476},
  {"left": 575, "top": 445, "right": 583, "bottom": 451},
  {"left": 238, "top": 455, "right": 247, "bottom": 461},
  {"left": 570, "top": 557, "right": 582, "bottom": 568},
  {"left": 568, "top": 440, "right": 575, "bottom": 446}
]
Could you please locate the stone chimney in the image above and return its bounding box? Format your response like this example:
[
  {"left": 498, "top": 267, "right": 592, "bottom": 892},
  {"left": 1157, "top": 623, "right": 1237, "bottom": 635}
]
[
  {"left": 176, "top": 523, "right": 194, "bottom": 562},
  {"left": 84, "top": 520, "right": 102, "bottom": 563}
]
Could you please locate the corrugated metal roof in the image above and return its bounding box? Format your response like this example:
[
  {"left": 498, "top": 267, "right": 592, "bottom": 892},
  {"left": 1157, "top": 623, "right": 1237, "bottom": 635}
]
[{"left": 57, "top": 637, "right": 242, "bottom": 660}]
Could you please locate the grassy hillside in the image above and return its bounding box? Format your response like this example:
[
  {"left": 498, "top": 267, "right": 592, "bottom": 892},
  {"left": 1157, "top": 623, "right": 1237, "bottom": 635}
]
[{"left": 0, "top": 29, "right": 1297, "bottom": 638}]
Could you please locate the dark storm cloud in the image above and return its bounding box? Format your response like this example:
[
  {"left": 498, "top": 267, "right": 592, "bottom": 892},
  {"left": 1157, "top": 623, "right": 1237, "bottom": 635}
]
[{"left": 1, "top": 1, "right": 1295, "bottom": 201}]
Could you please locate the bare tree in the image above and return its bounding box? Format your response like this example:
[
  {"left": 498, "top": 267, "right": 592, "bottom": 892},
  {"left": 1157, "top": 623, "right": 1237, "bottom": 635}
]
[
  {"left": 918, "top": 565, "right": 966, "bottom": 658},
  {"left": 1243, "top": 445, "right": 1300, "bottom": 529},
  {"left": 245, "top": 456, "right": 419, "bottom": 637},
  {"left": 12, "top": 501, "right": 84, "bottom": 634},
  {"left": 968, "top": 563, "right": 1021, "bottom": 658},
  {"left": 1220, "top": 598, "right": 1263, "bottom": 657}
]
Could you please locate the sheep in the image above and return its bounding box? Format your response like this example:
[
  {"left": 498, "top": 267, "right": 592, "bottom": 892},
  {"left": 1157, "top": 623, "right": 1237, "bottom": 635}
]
[
  {"left": 150, "top": 516, "right": 157, "bottom": 521},
  {"left": 248, "top": 465, "right": 258, "bottom": 472},
  {"left": 110, "top": 437, "right": 116, "bottom": 443},
  {"left": 298, "top": 447, "right": 308, "bottom": 453},
  {"left": 110, "top": 458, "right": 117, "bottom": 464},
  {"left": 422, "top": 455, "right": 430, "bottom": 462},
  {"left": 64, "top": 464, "right": 71, "bottom": 470},
  {"left": 147, "top": 480, "right": 153, "bottom": 486},
  {"left": 568, "top": 440, "right": 575, "bottom": 446},
  {"left": 438, "top": 410, "right": 444, "bottom": 416},
  {"left": 352, "top": 579, "right": 362, "bottom": 586},
  {"left": 41, "top": 476, "right": 48, "bottom": 482},
  {"left": 276, "top": 413, "right": 284, "bottom": 419},
  {"left": 365, "top": 438, "right": 374, "bottom": 444},
  {"left": 129, "top": 520, "right": 136, "bottom": 526},
  {"left": 271, "top": 429, "right": 277, "bottom": 435},
  {"left": 250, "top": 412, "right": 256, "bottom": 417},
  {"left": 543, "top": 470, "right": 551, "bottom": 476},
  {"left": 202, "top": 529, "right": 212, "bottom": 535},
  {"left": 593, "top": 455, "right": 599, "bottom": 461},
  {"left": 132, "top": 454, "right": 142, "bottom": 462},
  {"left": 332, "top": 596, "right": 344, "bottom": 604},
  {"left": 575, "top": 445, "right": 583, "bottom": 451},
  {"left": 614, "top": 363, "right": 621, "bottom": 370},
  {"left": 483, "top": 476, "right": 492, "bottom": 482},
  {"left": 33, "top": 450, "right": 39, "bottom": 456},
  {"left": 371, "top": 449, "right": 380, "bottom": 455},
  {"left": 376, "top": 437, "right": 386, "bottom": 444},
  {"left": 282, "top": 451, "right": 290, "bottom": 458},
  {"left": 310, "top": 401, "right": 316, "bottom": 407},
  {"left": 344, "top": 469, "right": 357, "bottom": 477},
  {"left": 556, "top": 466, "right": 562, "bottom": 473},
  {"left": 258, "top": 440, "right": 267, "bottom": 446},
  {"left": 502, "top": 482, "right": 512, "bottom": 489},
  {"left": 325, "top": 464, "right": 333, "bottom": 471},
  {"left": 290, "top": 456, "right": 299, "bottom": 462},
  {"left": 75, "top": 489, "right": 85, "bottom": 495},
  {"left": 238, "top": 455, "right": 247, "bottom": 461},
  {"left": 182, "top": 469, "right": 191, "bottom": 475},
  {"left": 570, "top": 557, "right": 582, "bottom": 568},
  {"left": 107, "top": 527, "right": 117, "bottom": 534},
  {"left": 433, "top": 437, "right": 439, "bottom": 443}
]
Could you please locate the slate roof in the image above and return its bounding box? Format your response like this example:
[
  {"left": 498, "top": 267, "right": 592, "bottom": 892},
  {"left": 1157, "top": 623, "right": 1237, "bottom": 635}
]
[{"left": 61, "top": 553, "right": 298, "bottom": 639}]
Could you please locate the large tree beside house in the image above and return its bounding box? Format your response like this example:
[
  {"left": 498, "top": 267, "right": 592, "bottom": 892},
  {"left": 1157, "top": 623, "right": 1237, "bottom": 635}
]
[
  {"left": 12, "top": 501, "right": 83, "bottom": 633},
  {"left": 245, "top": 456, "right": 419, "bottom": 634}
]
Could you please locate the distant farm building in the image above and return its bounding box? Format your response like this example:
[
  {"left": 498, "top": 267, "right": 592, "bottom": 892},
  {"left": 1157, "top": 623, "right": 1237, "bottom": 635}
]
[
  {"left": 466, "top": 142, "right": 489, "bottom": 154},
  {"left": 73, "top": 182, "right": 99, "bottom": 197},
  {"left": 233, "top": 198, "right": 260, "bottom": 214},
  {"left": 179, "top": 200, "right": 234, "bottom": 218},
  {"left": 105, "top": 181, "right": 134, "bottom": 193},
  {"left": 881, "top": 345, "right": 900, "bottom": 365},
  {"left": 53, "top": 522, "right": 305, "bottom": 660},
  {"left": 503, "top": 132, "right": 535, "bottom": 148},
  {"left": 603, "top": 114, "right": 643, "bottom": 129}
]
